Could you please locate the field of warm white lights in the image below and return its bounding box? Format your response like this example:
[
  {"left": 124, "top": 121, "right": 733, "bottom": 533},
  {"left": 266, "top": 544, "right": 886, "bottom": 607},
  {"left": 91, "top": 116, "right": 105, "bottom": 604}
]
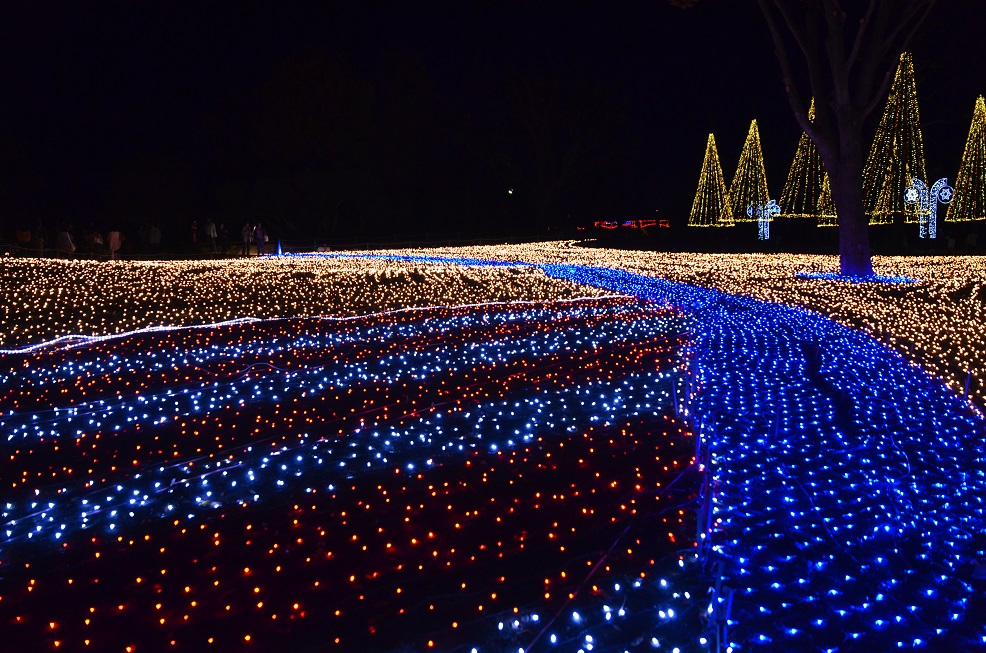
[
  {"left": 0, "top": 255, "right": 608, "bottom": 349},
  {"left": 2, "top": 246, "right": 983, "bottom": 410},
  {"left": 377, "top": 242, "right": 986, "bottom": 410}
]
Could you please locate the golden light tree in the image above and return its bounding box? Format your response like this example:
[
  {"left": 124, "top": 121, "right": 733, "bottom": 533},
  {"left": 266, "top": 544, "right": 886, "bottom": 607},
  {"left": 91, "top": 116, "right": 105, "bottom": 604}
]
[
  {"left": 862, "top": 52, "right": 927, "bottom": 225},
  {"left": 779, "top": 99, "right": 825, "bottom": 218},
  {"left": 729, "top": 119, "right": 770, "bottom": 222},
  {"left": 816, "top": 172, "right": 837, "bottom": 227},
  {"left": 688, "top": 133, "right": 734, "bottom": 227},
  {"left": 946, "top": 95, "right": 986, "bottom": 223}
]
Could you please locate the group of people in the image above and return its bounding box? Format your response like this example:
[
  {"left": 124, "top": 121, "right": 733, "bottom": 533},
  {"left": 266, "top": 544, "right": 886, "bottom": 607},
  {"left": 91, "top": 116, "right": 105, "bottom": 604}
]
[
  {"left": 189, "top": 219, "right": 268, "bottom": 256},
  {"left": 190, "top": 218, "right": 228, "bottom": 254},
  {"left": 9, "top": 219, "right": 274, "bottom": 259},
  {"left": 16, "top": 223, "right": 139, "bottom": 260},
  {"left": 241, "top": 221, "right": 268, "bottom": 256}
]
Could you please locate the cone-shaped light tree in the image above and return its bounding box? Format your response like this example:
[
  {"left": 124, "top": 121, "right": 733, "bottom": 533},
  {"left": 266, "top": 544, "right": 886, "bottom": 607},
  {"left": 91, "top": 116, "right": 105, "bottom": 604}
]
[
  {"left": 862, "top": 52, "right": 928, "bottom": 225},
  {"left": 757, "top": 0, "right": 937, "bottom": 277},
  {"left": 729, "top": 120, "right": 771, "bottom": 222},
  {"left": 946, "top": 95, "right": 986, "bottom": 223},
  {"left": 779, "top": 98, "right": 825, "bottom": 218},
  {"left": 688, "top": 134, "right": 735, "bottom": 227},
  {"left": 816, "top": 172, "right": 838, "bottom": 227}
]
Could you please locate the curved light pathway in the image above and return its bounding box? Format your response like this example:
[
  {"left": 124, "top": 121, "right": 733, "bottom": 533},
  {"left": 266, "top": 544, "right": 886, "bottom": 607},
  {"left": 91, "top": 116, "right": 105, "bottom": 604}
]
[
  {"left": 541, "top": 262, "right": 986, "bottom": 652},
  {"left": 309, "top": 253, "right": 986, "bottom": 650},
  {"left": 1, "top": 252, "right": 983, "bottom": 652}
]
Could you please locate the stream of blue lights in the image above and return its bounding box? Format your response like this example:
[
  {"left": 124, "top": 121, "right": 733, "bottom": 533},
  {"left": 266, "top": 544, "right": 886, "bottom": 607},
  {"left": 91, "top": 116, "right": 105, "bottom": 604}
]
[
  {"left": 540, "top": 262, "right": 986, "bottom": 652},
  {"left": 306, "top": 254, "right": 986, "bottom": 650}
]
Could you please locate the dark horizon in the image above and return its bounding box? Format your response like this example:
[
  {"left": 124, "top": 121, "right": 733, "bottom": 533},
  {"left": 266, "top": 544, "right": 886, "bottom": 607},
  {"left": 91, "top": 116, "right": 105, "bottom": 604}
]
[{"left": 2, "top": 0, "right": 985, "bottom": 246}]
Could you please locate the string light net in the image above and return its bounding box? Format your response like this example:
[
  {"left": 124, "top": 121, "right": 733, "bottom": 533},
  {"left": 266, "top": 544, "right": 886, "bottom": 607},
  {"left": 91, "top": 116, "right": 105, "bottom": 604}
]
[
  {"left": 863, "top": 52, "right": 927, "bottom": 225},
  {"left": 729, "top": 119, "right": 770, "bottom": 222},
  {"left": 946, "top": 95, "right": 986, "bottom": 222},
  {"left": 779, "top": 99, "right": 825, "bottom": 218},
  {"left": 816, "top": 172, "right": 837, "bottom": 227},
  {"left": 688, "top": 133, "right": 735, "bottom": 227}
]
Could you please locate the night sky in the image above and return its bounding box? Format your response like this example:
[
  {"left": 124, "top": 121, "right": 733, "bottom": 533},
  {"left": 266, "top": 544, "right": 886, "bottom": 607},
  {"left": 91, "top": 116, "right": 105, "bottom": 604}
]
[{"left": 2, "top": 0, "right": 985, "bottom": 246}]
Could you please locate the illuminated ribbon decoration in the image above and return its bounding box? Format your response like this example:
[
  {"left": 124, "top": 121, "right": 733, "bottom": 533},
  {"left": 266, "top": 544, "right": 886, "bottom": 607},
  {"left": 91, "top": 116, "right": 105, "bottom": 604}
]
[
  {"left": 904, "top": 177, "right": 954, "bottom": 239},
  {"left": 747, "top": 199, "right": 780, "bottom": 240}
]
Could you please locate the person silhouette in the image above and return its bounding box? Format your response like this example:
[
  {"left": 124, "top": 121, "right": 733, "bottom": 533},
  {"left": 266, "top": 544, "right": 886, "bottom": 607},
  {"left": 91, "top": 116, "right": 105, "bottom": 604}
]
[
  {"left": 255, "top": 222, "right": 265, "bottom": 256},
  {"left": 241, "top": 222, "right": 251, "bottom": 256},
  {"left": 205, "top": 218, "right": 218, "bottom": 254}
]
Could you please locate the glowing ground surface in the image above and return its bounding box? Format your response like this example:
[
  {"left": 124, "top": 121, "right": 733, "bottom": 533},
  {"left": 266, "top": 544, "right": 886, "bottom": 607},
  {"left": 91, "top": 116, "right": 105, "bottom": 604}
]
[
  {"left": 0, "top": 256, "right": 606, "bottom": 349},
  {"left": 1, "top": 297, "right": 706, "bottom": 652},
  {"left": 542, "top": 263, "right": 986, "bottom": 652},
  {"left": 375, "top": 244, "right": 986, "bottom": 411},
  {"left": 4, "top": 246, "right": 985, "bottom": 411},
  {"left": 2, "top": 249, "right": 986, "bottom": 652}
]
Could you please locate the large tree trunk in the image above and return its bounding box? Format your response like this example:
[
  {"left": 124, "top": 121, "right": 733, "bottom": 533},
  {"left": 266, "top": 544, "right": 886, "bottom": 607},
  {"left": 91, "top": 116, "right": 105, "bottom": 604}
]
[
  {"left": 755, "top": 0, "right": 938, "bottom": 279},
  {"left": 826, "top": 145, "right": 874, "bottom": 277}
]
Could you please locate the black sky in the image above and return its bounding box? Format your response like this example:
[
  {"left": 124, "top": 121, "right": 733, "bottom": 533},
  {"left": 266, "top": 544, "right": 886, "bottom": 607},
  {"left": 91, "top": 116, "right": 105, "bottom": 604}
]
[{"left": 2, "top": 0, "right": 985, "bottom": 244}]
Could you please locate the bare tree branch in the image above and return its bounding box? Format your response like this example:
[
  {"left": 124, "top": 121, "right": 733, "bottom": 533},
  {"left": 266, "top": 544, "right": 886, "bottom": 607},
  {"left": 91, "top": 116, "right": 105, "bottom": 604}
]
[
  {"left": 821, "top": 0, "right": 849, "bottom": 106},
  {"left": 880, "top": 0, "right": 936, "bottom": 53},
  {"left": 857, "top": 0, "right": 935, "bottom": 122},
  {"left": 757, "top": 0, "right": 815, "bottom": 140},
  {"left": 771, "top": 0, "right": 812, "bottom": 60},
  {"left": 846, "top": 0, "right": 878, "bottom": 73},
  {"left": 852, "top": 0, "right": 895, "bottom": 110},
  {"left": 861, "top": 69, "right": 893, "bottom": 120},
  {"left": 778, "top": 2, "right": 827, "bottom": 114}
]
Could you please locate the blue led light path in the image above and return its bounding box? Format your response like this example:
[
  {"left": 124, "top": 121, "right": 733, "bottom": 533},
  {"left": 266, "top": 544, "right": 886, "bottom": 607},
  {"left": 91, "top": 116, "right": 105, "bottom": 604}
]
[{"left": 539, "top": 262, "right": 986, "bottom": 652}]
